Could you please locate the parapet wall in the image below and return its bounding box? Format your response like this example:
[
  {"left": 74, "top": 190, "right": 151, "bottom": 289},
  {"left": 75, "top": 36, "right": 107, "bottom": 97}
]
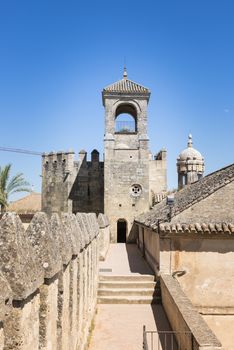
[
  {"left": 0, "top": 211, "right": 107, "bottom": 350},
  {"left": 98, "top": 213, "right": 110, "bottom": 260},
  {"left": 160, "top": 274, "right": 222, "bottom": 350}
]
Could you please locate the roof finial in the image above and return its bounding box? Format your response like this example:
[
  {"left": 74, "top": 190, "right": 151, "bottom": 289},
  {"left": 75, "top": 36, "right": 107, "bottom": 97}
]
[
  {"left": 123, "top": 65, "right": 127, "bottom": 79},
  {"left": 188, "top": 133, "right": 193, "bottom": 148}
]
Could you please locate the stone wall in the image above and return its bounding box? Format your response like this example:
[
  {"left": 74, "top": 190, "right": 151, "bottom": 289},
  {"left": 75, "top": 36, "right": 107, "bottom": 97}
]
[
  {"left": 98, "top": 214, "right": 110, "bottom": 261},
  {"left": 160, "top": 274, "right": 222, "bottom": 350},
  {"left": 70, "top": 151, "right": 104, "bottom": 215},
  {"left": 42, "top": 150, "right": 104, "bottom": 217},
  {"left": 42, "top": 151, "right": 76, "bottom": 215},
  {"left": 137, "top": 226, "right": 160, "bottom": 275},
  {"left": 0, "top": 211, "right": 105, "bottom": 350},
  {"left": 137, "top": 224, "right": 234, "bottom": 349},
  {"left": 149, "top": 149, "right": 167, "bottom": 206}
]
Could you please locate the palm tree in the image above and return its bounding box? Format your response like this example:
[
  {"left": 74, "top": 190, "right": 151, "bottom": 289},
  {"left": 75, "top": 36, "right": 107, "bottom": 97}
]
[{"left": 0, "top": 164, "right": 31, "bottom": 212}]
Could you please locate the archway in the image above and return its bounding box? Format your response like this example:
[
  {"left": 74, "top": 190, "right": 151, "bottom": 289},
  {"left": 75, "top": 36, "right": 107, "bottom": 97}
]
[
  {"left": 115, "top": 104, "right": 137, "bottom": 133},
  {"left": 117, "top": 219, "right": 127, "bottom": 243}
]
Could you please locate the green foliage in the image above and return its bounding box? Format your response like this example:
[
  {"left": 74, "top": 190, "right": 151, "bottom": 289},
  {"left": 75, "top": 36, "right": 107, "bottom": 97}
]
[{"left": 0, "top": 164, "right": 31, "bottom": 212}]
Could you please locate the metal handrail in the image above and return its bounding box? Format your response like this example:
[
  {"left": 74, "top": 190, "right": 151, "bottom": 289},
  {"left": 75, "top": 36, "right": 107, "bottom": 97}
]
[
  {"left": 143, "top": 325, "right": 192, "bottom": 350},
  {"left": 115, "top": 120, "right": 136, "bottom": 133},
  {"left": 143, "top": 325, "right": 149, "bottom": 350}
]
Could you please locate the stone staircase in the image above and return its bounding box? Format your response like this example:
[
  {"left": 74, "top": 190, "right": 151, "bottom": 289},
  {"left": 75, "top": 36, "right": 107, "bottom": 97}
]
[{"left": 97, "top": 274, "right": 161, "bottom": 304}]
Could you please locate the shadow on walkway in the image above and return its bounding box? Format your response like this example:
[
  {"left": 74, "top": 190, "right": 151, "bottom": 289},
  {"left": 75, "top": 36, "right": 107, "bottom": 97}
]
[
  {"left": 125, "top": 243, "right": 154, "bottom": 275},
  {"left": 149, "top": 305, "right": 178, "bottom": 350}
]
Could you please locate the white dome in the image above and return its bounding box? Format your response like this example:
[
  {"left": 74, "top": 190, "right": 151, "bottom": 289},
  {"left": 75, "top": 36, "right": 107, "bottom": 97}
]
[{"left": 178, "top": 134, "right": 203, "bottom": 161}]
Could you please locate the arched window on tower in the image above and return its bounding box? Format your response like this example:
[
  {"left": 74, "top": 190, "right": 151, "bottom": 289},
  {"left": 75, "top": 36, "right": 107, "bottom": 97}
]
[{"left": 115, "top": 104, "right": 137, "bottom": 133}]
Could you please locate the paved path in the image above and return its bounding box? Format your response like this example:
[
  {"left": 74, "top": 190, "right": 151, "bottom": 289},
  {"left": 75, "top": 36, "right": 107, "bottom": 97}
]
[
  {"left": 99, "top": 243, "right": 154, "bottom": 276},
  {"left": 89, "top": 244, "right": 175, "bottom": 350},
  {"left": 89, "top": 304, "right": 172, "bottom": 350}
]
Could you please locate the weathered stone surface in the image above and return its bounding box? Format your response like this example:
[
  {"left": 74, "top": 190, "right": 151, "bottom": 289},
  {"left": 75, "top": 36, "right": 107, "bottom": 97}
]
[
  {"left": 4, "top": 291, "right": 41, "bottom": 350},
  {"left": 98, "top": 213, "right": 109, "bottom": 228},
  {"left": 75, "top": 214, "right": 85, "bottom": 251},
  {"left": 88, "top": 213, "right": 99, "bottom": 238},
  {"left": 57, "top": 265, "right": 70, "bottom": 350},
  {"left": 0, "top": 210, "right": 100, "bottom": 350},
  {"left": 69, "top": 152, "right": 104, "bottom": 215},
  {"left": 76, "top": 213, "right": 89, "bottom": 246},
  {"left": 69, "top": 213, "right": 81, "bottom": 253},
  {"left": 0, "top": 272, "right": 11, "bottom": 321},
  {"left": 75, "top": 216, "right": 85, "bottom": 252},
  {"left": 26, "top": 212, "right": 62, "bottom": 279},
  {"left": 39, "top": 278, "right": 58, "bottom": 349},
  {"left": 41, "top": 151, "right": 75, "bottom": 215},
  {"left": 61, "top": 213, "right": 80, "bottom": 255},
  {"left": 50, "top": 213, "right": 72, "bottom": 265},
  {"left": 0, "top": 213, "right": 43, "bottom": 300},
  {"left": 80, "top": 213, "right": 92, "bottom": 241}
]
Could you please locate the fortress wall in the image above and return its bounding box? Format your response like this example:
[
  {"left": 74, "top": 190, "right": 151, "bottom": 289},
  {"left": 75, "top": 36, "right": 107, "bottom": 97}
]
[
  {"left": 42, "top": 151, "right": 76, "bottom": 215},
  {"left": 98, "top": 213, "right": 110, "bottom": 260},
  {"left": 0, "top": 211, "right": 109, "bottom": 350}
]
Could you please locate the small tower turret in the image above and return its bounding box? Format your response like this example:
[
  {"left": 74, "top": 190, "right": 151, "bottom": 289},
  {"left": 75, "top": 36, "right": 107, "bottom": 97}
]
[{"left": 177, "top": 134, "right": 204, "bottom": 190}]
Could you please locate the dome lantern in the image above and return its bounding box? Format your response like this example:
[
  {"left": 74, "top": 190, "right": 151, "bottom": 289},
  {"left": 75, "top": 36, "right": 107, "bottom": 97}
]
[{"left": 177, "top": 134, "right": 205, "bottom": 190}]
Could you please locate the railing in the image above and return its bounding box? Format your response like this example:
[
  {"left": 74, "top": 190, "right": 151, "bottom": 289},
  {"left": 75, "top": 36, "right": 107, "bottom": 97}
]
[
  {"left": 143, "top": 325, "right": 192, "bottom": 350},
  {"left": 115, "top": 120, "right": 136, "bottom": 133}
]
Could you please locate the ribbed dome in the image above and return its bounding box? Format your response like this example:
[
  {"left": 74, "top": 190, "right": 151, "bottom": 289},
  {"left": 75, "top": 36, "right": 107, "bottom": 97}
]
[{"left": 178, "top": 134, "right": 203, "bottom": 161}]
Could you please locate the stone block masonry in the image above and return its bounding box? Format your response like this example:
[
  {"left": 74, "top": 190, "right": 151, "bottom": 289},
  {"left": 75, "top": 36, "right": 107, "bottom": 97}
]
[{"left": 0, "top": 211, "right": 109, "bottom": 350}]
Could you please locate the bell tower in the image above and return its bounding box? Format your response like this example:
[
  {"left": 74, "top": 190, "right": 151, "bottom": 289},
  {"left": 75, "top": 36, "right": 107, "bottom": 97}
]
[{"left": 102, "top": 68, "right": 151, "bottom": 242}]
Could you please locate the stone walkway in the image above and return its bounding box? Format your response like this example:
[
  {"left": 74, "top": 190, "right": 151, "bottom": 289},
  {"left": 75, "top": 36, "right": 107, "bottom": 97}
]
[
  {"left": 88, "top": 244, "right": 175, "bottom": 350},
  {"left": 98, "top": 243, "right": 153, "bottom": 276}
]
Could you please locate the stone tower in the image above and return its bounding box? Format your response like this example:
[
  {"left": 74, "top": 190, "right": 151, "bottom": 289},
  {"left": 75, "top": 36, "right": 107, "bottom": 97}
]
[
  {"left": 41, "top": 150, "right": 76, "bottom": 215},
  {"left": 177, "top": 134, "right": 205, "bottom": 190},
  {"left": 41, "top": 69, "right": 166, "bottom": 227},
  {"left": 102, "top": 68, "right": 151, "bottom": 242}
]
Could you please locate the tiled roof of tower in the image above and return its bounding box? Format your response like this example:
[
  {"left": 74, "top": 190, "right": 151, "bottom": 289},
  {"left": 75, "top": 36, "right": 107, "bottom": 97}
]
[
  {"left": 103, "top": 78, "right": 150, "bottom": 94},
  {"left": 135, "top": 163, "right": 234, "bottom": 229},
  {"left": 103, "top": 67, "right": 150, "bottom": 94}
]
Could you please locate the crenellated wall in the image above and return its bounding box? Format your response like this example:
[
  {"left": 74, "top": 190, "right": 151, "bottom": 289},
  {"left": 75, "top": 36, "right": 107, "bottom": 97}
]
[
  {"left": 98, "top": 214, "right": 110, "bottom": 261},
  {"left": 0, "top": 211, "right": 109, "bottom": 350},
  {"left": 41, "top": 150, "right": 104, "bottom": 216},
  {"left": 42, "top": 151, "right": 76, "bottom": 215}
]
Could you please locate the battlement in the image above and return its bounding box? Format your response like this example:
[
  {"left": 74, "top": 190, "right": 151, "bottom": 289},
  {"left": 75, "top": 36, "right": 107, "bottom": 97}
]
[
  {"left": 0, "top": 211, "right": 110, "bottom": 349},
  {"left": 154, "top": 148, "right": 167, "bottom": 161},
  {"left": 42, "top": 150, "right": 75, "bottom": 174},
  {"left": 41, "top": 149, "right": 104, "bottom": 215}
]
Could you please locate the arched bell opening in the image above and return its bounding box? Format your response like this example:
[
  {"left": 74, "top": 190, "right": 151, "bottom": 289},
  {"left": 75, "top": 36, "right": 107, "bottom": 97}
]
[{"left": 115, "top": 104, "right": 137, "bottom": 133}]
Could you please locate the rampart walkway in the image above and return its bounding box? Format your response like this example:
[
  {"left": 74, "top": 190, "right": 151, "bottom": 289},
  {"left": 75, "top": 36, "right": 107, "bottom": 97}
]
[{"left": 89, "top": 244, "right": 174, "bottom": 350}]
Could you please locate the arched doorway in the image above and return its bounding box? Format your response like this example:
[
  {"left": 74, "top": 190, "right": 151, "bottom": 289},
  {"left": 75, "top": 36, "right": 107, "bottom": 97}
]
[{"left": 117, "top": 219, "right": 127, "bottom": 243}]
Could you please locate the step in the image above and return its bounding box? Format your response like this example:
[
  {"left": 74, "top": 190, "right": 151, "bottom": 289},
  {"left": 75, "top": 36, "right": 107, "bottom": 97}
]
[
  {"left": 98, "top": 288, "right": 158, "bottom": 297},
  {"left": 99, "top": 274, "right": 155, "bottom": 282},
  {"left": 98, "top": 281, "right": 157, "bottom": 289},
  {"left": 97, "top": 296, "right": 161, "bottom": 304}
]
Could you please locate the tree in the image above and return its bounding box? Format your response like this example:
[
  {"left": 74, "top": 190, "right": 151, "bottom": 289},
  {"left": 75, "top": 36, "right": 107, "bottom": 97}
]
[{"left": 0, "top": 164, "right": 31, "bottom": 212}]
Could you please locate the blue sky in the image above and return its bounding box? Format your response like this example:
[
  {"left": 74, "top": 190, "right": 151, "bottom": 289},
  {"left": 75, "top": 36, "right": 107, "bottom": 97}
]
[{"left": 0, "top": 0, "right": 233, "bottom": 199}]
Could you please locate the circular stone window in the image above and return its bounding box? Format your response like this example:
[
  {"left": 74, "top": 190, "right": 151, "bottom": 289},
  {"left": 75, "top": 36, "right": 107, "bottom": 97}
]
[{"left": 130, "top": 184, "right": 142, "bottom": 197}]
